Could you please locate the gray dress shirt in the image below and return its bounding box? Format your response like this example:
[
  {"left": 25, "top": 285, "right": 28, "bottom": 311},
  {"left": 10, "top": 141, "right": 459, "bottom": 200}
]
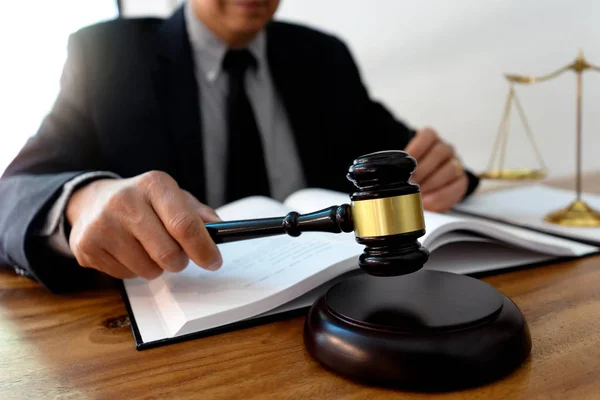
[{"left": 42, "top": 1, "right": 306, "bottom": 257}]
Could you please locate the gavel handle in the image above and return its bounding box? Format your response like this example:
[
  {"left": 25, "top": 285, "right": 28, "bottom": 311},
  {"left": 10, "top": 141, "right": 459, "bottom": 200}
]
[{"left": 205, "top": 205, "right": 354, "bottom": 244}]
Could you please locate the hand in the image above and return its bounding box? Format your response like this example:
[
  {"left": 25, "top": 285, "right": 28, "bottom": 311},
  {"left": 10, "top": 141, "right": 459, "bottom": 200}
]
[
  {"left": 405, "top": 128, "right": 468, "bottom": 212},
  {"left": 66, "top": 171, "right": 223, "bottom": 280}
]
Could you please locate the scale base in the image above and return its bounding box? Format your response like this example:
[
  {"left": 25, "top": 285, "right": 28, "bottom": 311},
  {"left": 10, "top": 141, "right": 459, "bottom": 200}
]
[
  {"left": 545, "top": 199, "right": 600, "bottom": 227},
  {"left": 479, "top": 168, "right": 547, "bottom": 181},
  {"left": 304, "top": 270, "right": 531, "bottom": 391}
]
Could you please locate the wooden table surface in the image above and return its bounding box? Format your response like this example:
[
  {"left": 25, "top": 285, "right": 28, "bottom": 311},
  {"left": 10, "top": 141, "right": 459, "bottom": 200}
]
[{"left": 2, "top": 177, "right": 600, "bottom": 399}]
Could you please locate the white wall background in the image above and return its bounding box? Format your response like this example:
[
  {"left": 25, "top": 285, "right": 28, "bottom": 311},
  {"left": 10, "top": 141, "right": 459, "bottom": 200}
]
[
  {"left": 3, "top": 0, "right": 598, "bottom": 181},
  {"left": 122, "top": 0, "right": 181, "bottom": 17},
  {"left": 122, "top": 0, "right": 600, "bottom": 180},
  {"left": 276, "top": 0, "right": 600, "bottom": 178},
  {"left": 0, "top": 1, "right": 118, "bottom": 174}
]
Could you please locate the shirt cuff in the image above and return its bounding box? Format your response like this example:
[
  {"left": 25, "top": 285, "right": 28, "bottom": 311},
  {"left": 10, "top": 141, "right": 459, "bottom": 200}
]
[{"left": 40, "top": 171, "right": 120, "bottom": 257}]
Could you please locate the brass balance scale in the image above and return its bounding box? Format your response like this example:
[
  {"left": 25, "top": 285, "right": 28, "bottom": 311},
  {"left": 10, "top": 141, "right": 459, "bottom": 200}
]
[{"left": 480, "top": 50, "right": 600, "bottom": 227}]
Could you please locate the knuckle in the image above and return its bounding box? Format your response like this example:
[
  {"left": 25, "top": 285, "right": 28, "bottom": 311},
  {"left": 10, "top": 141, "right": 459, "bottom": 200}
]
[
  {"left": 105, "top": 187, "right": 138, "bottom": 213},
  {"left": 89, "top": 217, "right": 113, "bottom": 238},
  {"left": 142, "top": 170, "right": 168, "bottom": 183},
  {"left": 138, "top": 170, "right": 174, "bottom": 191},
  {"left": 423, "top": 128, "right": 438, "bottom": 140},
  {"left": 105, "top": 191, "right": 146, "bottom": 228},
  {"left": 433, "top": 141, "right": 445, "bottom": 153},
  {"left": 434, "top": 142, "right": 452, "bottom": 160},
  {"left": 170, "top": 212, "right": 201, "bottom": 240},
  {"left": 75, "top": 234, "right": 96, "bottom": 256}
]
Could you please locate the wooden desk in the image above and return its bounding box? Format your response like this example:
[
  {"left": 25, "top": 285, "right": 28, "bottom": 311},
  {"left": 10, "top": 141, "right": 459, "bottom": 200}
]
[{"left": 2, "top": 183, "right": 600, "bottom": 399}]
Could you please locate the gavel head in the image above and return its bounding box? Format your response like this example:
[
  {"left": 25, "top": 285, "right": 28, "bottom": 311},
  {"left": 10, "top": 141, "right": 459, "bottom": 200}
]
[{"left": 346, "top": 150, "right": 430, "bottom": 276}]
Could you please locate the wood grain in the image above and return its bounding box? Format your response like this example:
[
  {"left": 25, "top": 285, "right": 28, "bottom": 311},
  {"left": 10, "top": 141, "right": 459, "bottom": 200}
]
[
  {"left": 2, "top": 180, "right": 600, "bottom": 399},
  {"left": 3, "top": 257, "right": 600, "bottom": 399}
]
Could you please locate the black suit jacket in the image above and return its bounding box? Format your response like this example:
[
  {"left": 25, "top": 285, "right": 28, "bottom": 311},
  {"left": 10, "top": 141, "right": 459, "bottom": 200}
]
[{"left": 0, "top": 8, "right": 479, "bottom": 292}]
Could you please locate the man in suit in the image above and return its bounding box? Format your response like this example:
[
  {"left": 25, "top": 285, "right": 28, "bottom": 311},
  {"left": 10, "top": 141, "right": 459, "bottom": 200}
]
[{"left": 0, "top": 0, "right": 479, "bottom": 293}]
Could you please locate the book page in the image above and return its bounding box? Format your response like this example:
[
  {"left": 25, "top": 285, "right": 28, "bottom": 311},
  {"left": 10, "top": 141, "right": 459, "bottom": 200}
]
[
  {"left": 428, "top": 211, "right": 598, "bottom": 256},
  {"left": 284, "top": 188, "right": 352, "bottom": 214},
  {"left": 123, "top": 276, "right": 172, "bottom": 344},
  {"left": 454, "top": 184, "right": 600, "bottom": 245},
  {"left": 142, "top": 229, "right": 361, "bottom": 337},
  {"left": 216, "top": 195, "right": 293, "bottom": 220},
  {"left": 426, "top": 240, "right": 557, "bottom": 275}
]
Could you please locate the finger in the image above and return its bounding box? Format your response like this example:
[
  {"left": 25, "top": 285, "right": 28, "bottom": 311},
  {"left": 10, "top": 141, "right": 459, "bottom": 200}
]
[
  {"left": 421, "top": 175, "right": 469, "bottom": 212},
  {"left": 140, "top": 172, "right": 222, "bottom": 270},
  {"left": 76, "top": 245, "right": 138, "bottom": 280},
  {"left": 411, "top": 141, "right": 454, "bottom": 183},
  {"left": 419, "top": 157, "right": 464, "bottom": 194},
  {"left": 106, "top": 230, "right": 165, "bottom": 280},
  {"left": 69, "top": 223, "right": 134, "bottom": 279},
  {"left": 183, "top": 190, "right": 222, "bottom": 222},
  {"left": 405, "top": 128, "right": 439, "bottom": 160},
  {"left": 123, "top": 199, "right": 190, "bottom": 273},
  {"left": 71, "top": 215, "right": 164, "bottom": 280},
  {"left": 96, "top": 249, "right": 139, "bottom": 280}
]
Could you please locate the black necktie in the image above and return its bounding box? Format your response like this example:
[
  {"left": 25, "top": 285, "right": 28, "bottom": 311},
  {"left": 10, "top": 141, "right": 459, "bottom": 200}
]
[{"left": 222, "top": 49, "right": 270, "bottom": 203}]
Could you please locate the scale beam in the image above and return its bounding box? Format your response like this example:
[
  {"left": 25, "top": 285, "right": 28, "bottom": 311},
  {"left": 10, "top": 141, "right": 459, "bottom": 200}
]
[{"left": 504, "top": 50, "right": 600, "bottom": 84}]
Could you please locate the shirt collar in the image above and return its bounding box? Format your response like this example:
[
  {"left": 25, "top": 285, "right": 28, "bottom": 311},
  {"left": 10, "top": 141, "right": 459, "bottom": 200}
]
[{"left": 184, "top": 1, "right": 267, "bottom": 83}]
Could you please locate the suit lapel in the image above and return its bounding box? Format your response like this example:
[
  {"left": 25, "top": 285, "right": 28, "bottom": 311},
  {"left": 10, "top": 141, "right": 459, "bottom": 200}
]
[{"left": 153, "top": 7, "right": 206, "bottom": 202}]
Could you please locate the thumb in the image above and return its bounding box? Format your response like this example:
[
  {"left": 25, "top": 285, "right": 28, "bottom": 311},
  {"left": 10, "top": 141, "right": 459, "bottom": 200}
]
[{"left": 183, "top": 190, "right": 223, "bottom": 223}]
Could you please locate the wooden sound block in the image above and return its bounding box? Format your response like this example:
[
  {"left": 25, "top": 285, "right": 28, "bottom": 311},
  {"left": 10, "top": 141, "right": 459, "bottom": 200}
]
[{"left": 303, "top": 270, "right": 532, "bottom": 391}]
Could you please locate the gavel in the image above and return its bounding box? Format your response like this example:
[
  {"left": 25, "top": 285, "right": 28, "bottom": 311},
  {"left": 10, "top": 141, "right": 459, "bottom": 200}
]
[
  {"left": 205, "top": 150, "right": 430, "bottom": 277},
  {"left": 204, "top": 150, "right": 531, "bottom": 391}
]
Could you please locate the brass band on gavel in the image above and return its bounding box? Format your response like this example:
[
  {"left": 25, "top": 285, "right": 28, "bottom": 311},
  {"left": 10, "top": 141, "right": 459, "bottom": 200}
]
[{"left": 351, "top": 193, "right": 425, "bottom": 238}]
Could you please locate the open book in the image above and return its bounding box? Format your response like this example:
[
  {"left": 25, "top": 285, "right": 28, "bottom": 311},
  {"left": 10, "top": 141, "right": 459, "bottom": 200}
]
[
  {"left": 123, "top": 187, "right": 598, "bottom": 349},
  {"left": 454, "top": 184, "right": 600, "bottom": 246}
]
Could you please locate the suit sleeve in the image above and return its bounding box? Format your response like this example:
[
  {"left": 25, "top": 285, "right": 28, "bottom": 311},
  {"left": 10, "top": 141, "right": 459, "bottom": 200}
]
[
  {"left": 333, "top": 39, "right": 480, "bottom": 198},
  {"left": 0, "top": 33, "right": 109, "bottom": 292}
]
